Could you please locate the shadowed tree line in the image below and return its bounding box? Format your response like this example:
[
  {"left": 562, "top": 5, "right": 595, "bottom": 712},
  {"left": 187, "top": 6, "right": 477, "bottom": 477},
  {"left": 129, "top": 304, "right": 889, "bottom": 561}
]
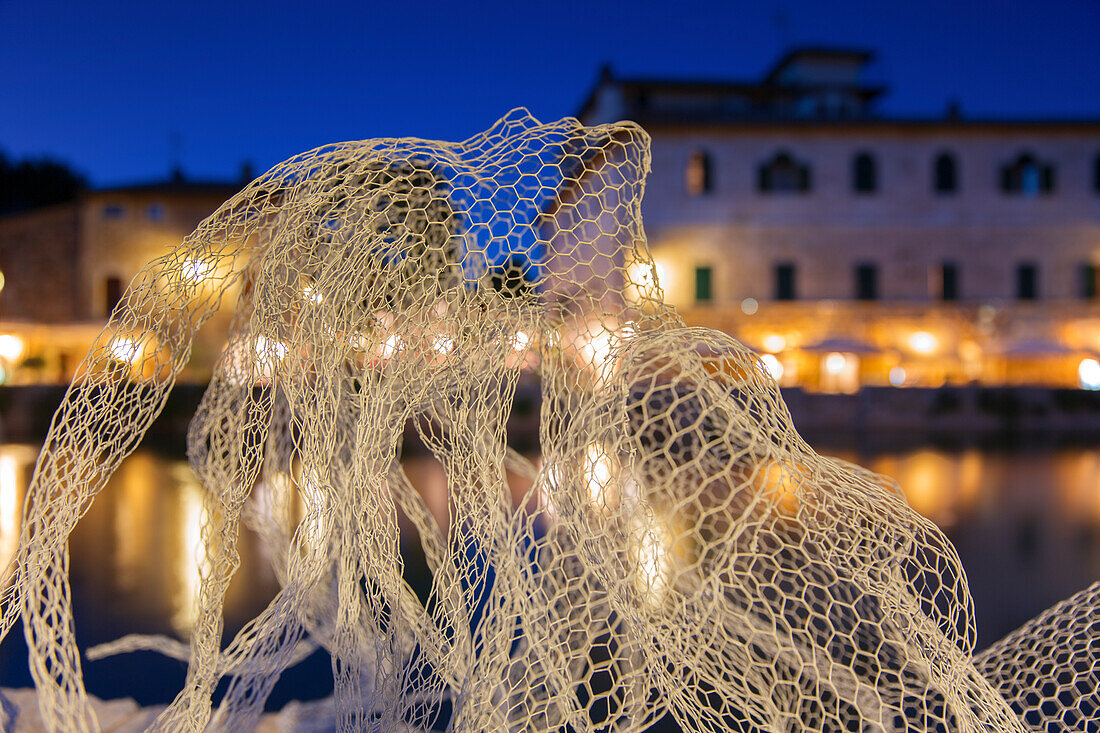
[{"left": 0, "top": 151, "right": 87, "bottom": 215}]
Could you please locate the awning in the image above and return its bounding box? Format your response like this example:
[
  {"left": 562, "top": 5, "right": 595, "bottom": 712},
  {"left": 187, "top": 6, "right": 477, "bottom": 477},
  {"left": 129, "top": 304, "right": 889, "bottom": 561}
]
[{"left": 799, "top": 337, "right": 882, "bottom": 355}]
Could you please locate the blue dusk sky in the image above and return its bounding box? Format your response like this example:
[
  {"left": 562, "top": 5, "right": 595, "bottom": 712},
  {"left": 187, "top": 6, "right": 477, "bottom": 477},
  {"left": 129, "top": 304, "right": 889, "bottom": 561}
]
[{"left": 1, "top": 0, "right": 1098, "bottom": 188}]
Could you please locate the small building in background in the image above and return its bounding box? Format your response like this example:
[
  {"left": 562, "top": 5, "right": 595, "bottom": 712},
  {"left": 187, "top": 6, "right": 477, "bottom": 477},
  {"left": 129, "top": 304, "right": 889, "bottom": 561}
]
[
  {"left": 578, "top": 47, "right": 1100, "bottom": 391},
  {"left": 0, "top": 172, "right": 242, "bottom": 383}
]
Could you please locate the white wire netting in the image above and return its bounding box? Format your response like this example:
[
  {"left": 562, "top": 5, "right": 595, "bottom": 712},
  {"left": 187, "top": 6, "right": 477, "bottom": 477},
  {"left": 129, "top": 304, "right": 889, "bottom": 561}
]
[{"left": 0, "top": 108, "right": 1096, "bottom": 732}]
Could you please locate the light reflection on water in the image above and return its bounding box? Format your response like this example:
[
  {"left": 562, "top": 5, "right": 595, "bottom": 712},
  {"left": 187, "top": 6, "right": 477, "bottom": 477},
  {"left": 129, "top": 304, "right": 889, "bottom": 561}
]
[{"left": 0, "top": 443, "right": 1096, "bottom": 703}]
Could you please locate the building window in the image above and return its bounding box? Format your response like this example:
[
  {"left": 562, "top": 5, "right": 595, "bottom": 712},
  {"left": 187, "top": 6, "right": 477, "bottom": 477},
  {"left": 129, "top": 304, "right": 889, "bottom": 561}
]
[
  {"left": 1093, "top": 153, "right": 1100, "bottom": 194},
  {"left": 145, "top": 203, "right": 165, "bottom": 222},
  {"left": 685, "top": 151, "right": 713, "bottom": 195},
  {"left": 102, "top": 204, "right": 125, "bottom": 219},
  {"left": 1001, "top": 153, "right": 1054, "bottom": 196},
  {"left": 933, "top": 152, "right": 958, "bottom": 194},
  {"left": 855, "top": 263, "right": 878, "bottom": 301},
  {"left": 694, "top": 266, "right": 712, "bottom": 304},
  {"left": 774, "top": 262, "right": 797, "bottom": 301},
  {"left": 937, "top": 261, "right": 959, "bottom": 301},
  {"left": 757, "top": 151, "right": 811, "bottom": 193},
  {"left": 104, "top": 276, "right": 123, "bottom": 315},
  {"left": 1079, "top": 263, "right": 1097, "bottom": 299},
  {"left": 852, "top": 152, "right": 877, "bottom": 194},
  {"left": 1016, "top": 262, "right": 1039, "bottom": 300}
]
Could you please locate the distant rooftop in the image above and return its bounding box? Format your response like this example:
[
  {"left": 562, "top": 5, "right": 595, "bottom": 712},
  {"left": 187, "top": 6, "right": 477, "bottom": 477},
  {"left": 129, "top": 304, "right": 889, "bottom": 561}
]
[{"left": 578, "top": 46, "right": 887, "bottom": 125}]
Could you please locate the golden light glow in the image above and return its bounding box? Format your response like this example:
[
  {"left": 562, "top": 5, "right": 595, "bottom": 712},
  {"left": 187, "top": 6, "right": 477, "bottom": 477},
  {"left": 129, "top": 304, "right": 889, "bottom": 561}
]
[
  {"left": 584, "top": 443, "right": 617, "bottom": 510},
  {"left": 909, "top": 331, "right": 938, "bottom": 354},
  {"left": 759, "top": 354, "right": 784, "bottom": 381},
  {"left": 253, "top": 336, "right": 288, "bottom": 380},
  {"left": 0, "top": 451, "right": 21, "bottom": 568},
  {"left": 511, "top": 331, "right": 530, "bottom": 351},
  {"left": 628, "top": 260, "right": 667, "bottom": 299},
  {"left": 761, "top": 334, "right": 787, "bottom": 353},
  {"left": 1079, "top": 358, "right": 1100, "bottom": 390},
  {"left": 181, "top": 257, "right": 214, "bottom": 283},
  {"left": 380, "top": 333, "right": 402, "bottom": 359},
  {"left": 0, "top": 334, "right": 24, "bottom": 363},
  {"left": 631, "top": 515, "right": 674, "bottom": 605},
  {"left": 172, "top": 478, "right": 206, "bottom": 635},
  {"left": 432, "top": 334, "right": 455, "bottom": 354},
  {"left": 302, "top": 285, "right": 324, "bottom": 304},
  {"left": 824, "top": 352, "right": 847, "bottom": 374},
  {"left": 108, "top": 337, "right": 142, "bottom": 364}
]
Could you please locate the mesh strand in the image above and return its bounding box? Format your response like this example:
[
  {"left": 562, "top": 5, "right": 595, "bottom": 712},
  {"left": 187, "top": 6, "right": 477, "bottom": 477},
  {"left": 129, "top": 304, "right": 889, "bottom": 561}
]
[{"left": 0, "top": 109, "right": 1093, "bottom": 731}]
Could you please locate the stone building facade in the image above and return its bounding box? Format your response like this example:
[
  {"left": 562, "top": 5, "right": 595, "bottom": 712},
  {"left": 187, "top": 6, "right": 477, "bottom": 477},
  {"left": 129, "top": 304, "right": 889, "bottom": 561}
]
[
  {"left": 0, "top": 176, "right": 240, "bottom": 382},
  {"left": 577, "top": 48, "right": 1100, "bottom": 390}
]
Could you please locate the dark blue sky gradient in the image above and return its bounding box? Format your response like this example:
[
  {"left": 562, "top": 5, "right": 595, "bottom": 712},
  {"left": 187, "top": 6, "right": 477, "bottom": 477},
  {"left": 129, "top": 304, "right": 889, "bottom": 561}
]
[{"left": 2, "top": 0, "right": 1098, "bottom": 187}]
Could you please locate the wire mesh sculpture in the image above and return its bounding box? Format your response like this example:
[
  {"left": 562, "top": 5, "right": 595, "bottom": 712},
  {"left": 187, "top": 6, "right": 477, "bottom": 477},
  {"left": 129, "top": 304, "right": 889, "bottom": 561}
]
[{"left": 0, "top": 109, "right": 1096, "bottom": 732}]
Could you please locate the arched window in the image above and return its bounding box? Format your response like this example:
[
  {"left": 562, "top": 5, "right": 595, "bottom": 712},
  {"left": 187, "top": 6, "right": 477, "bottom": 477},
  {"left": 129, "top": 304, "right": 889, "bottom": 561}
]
[
  {"left": 1001, "top": 152, "right": 1054, "bottom": 196},
  {"left": 685, "top": 151, "right": 713, "bottom": 195},
  {"left": 757, "top": 151, "right": 810, "bottom": 193},
  {"left": 933, "top": 152, "right": 958, "bottom": 194},
  {"left": 852, "top": 152, "right": 877, "bottom": 194}
]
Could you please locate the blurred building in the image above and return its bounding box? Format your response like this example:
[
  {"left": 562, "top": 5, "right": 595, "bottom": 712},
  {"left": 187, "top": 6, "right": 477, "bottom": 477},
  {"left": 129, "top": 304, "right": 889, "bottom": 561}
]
[
  {"left": 0, "top": 172, "right": 241, "bottom": 383},
  {"left": 578, "top": 48, "right": 1100, "bottom": 391}
]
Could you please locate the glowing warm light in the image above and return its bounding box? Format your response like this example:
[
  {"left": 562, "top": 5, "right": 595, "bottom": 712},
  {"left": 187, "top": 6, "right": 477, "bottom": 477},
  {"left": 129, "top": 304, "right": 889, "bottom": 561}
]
[
  {"left": 380, "top": 334, "right": 402, "bottom": 359},
  {"left": 172, "top": 480, "right": 205, "bottom": 634},
  {"left": 824, "top": 352, "right": 847, "bottom": 374},
  {"left": 181, "top": 258, "right": 214, "bottom": 283},
  {"left": 302, "top": 285, "right": 324, "bottom": 304},
  {"left": 581, "top": 329, "right": 616, "bottom": 366},
  {"left": 250, "top": 336, "right": 288, "bottom": 381},
  {"left": 889, "top": 366, "right": 907, "bottom": 387},
  {"left": 1079, "top": 358, "right": 1100, "bottom": 390},
  {"left": 0, "top": 452, "right": 20, "bottom": 567},
  {"left": 511, "top": 331, "right": 530, "bottom": 351},
  {"left": 433, "top": 335, "right": 455, "bottom": 354},
  {"left": 584, "top": 444, "right": 616, "bottom": 510},
  {"left": 761, "top": 334, "right": 787, "bottom": 353},
  {"left": 909, "top": 331, "right": 937, "bottom": 354},
  {"left": 537, "top": 464, "right": 562, "bottom": 518},
  {"left": 740, "top": 298, "right": 759, "bottom": 315},
  {"left": 628, "top": 260, "right": 667, "bottom": 299},
  {"left": 632, "top": 517, "right": 673, "bottom": 604},
  {"left": 108, "top": 337, "right": 141, "bottom": 364},
  {"left": 759, "top": 354, "right": 784, "bottom": 381},
  {"left": 254, "top": 336, "right": 288, "bottom": 361},
  {"left": 0, "top": 334, "right": 24, "bottom": 363},
  {"left": 0, "top": 269, "right": 6, "bottom": 293}
]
